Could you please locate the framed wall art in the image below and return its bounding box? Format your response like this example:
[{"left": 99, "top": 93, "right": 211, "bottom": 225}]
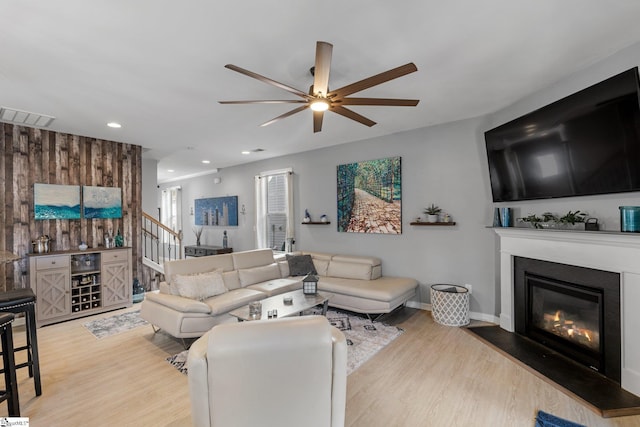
[
  {"left": 34, "top": 183, "right": 81, "bottom": 220},
  {"left": 195, "top": 195, "right": 239, "bottom": 226},
  {"left": 337, "top": 156, "right": 402, "bottom": 234},
  {"left": 82, "top": 186, "right": 123, "bottom": 219}
]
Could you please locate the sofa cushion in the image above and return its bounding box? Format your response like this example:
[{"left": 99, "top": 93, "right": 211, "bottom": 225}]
[
  {"left": 327, "top": 260, "right": 372, "bottom": 280},
  {"left": 203, "top": 288, "right": 265, "bottom": 316},
  {"left": 238, "top": 263, "right": 282, "bottom": 287},
  {"left": 318, "top": 276, "right": 417, "bottom": 302},
  {"left": 164, "top": 254, "right": 234, "bottom": 281},
  {"left": 286, "top": 254, "right": 317, "bottom": 276},
  {"left": 172, "top": 269, "right": 228, "bottom": 301},
  {"left": 232, "top": 249, "right": 275, "bottom": 269},
  {"left": 222, "top": 270, "right": 241, "bottom": 290},
  {"left": 277, "top": 260, "right": 290, "bottom": 277}
]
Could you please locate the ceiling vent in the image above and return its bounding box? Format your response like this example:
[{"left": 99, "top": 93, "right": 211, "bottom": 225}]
[{"left": 0, "top": 106, "right": 55, "bottom": 128}]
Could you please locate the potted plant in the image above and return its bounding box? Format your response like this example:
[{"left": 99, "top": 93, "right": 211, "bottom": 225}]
[
  {"left": 519, "top": 214, "right": 543, "bottom": 229},
  {"left": 424, "top": 204, "right": 442, "bottom": 223},
  {"left": 558, "top": 210, "right": 587, "bottom": 229}
]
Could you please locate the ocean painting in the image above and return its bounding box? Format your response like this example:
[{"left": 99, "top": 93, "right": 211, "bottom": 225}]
[
  {"left": 83, "top": 186, "right": 122, "bottom": 219},
  {"left": 195, "top": 196, "right": 238, "bottom": 226},
  {"left": 34, "top": 184, "right": 81, "bottom": 220}
]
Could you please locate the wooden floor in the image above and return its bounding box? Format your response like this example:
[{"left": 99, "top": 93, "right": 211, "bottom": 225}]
[{"left": 4, "top": 306, "right": 640, "bottom": 426}]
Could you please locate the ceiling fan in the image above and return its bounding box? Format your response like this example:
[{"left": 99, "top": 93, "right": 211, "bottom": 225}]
[{"left": 219, "top": 41, "right": 419, "bottom": 133}]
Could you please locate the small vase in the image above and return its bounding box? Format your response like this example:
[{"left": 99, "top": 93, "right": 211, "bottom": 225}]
[{"left": 196, "top": 239, "right": 201, "bottom": 246}]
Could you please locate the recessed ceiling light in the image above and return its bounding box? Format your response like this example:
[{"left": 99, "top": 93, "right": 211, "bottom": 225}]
[
  {"left": 168, "top": 169, "right": 175, "bottom": 173},
  {"left": 107, "top": 122, "right": 122, "bottom": 128},
  {"left": 241, "top": 151, "right": 251, "bottom": 155},
  {"left": 202, "top": 160, "right": 210, "bottom": 164}
]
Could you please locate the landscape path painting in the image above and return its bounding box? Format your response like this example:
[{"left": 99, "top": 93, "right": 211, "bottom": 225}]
[
  {"left": 337, "top": 156, "right": 401, "bottom": 234},
  {"left": 34, "top": 184, "right": 81, "bottom": 220}
]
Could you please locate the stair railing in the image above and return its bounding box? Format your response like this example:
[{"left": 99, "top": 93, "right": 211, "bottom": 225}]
[{"left": 142, "top": 212, "right": 183, "bottom": 267}]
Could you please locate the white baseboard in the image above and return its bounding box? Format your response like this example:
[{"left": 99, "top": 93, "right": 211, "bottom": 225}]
[{"left": 405, "top": 301, "right": 499, "bottom": 324}]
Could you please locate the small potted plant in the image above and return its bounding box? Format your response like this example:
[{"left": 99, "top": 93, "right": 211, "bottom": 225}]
[
  {"left": 558, "top": 210, "right": 587, "bottom": 229},
  {"left": 519, "top": 214, "right": 543, "bottom": 229},
  {"left": 424, "top": 204, "right": 442, "bottom": 223}
]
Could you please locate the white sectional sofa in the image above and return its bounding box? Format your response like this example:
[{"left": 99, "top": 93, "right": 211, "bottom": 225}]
[{"left": 140, "top": 248, "right": 417, "bottom": 341}]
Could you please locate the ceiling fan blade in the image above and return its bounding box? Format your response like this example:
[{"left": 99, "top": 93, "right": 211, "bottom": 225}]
[
  {"left": 225, "top": 64, "right": 310, "bottom": 99},
  {"left": 313, "top": 41, "right": 333, "bottom": 96},
  {"left": 260, "top": 105, "right": 309, "bottom": 127},
  {"left": 313, "top": 110, "right": 324, "bottom": 133},
  {"left": 330, "top": 105, "right": 376, "bottom": 127},
  {"left": 329, "top": 63, "right": 418, "bottom": 99},
  {"left": 219, "top": 100, "right": 307, "bottom": 104},
  {"left": 338, "top": 98, "right": 420, "bottom": 106}
]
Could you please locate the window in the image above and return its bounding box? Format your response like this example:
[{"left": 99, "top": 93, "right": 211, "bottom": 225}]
[
  {"left": 161, "top": 186, "right": 182, "bottom": 241},
  {"left": 255, "top": 169, "right": 294, "bottom": 251}
]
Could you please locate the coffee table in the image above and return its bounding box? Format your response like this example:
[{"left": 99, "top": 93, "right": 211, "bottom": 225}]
[{"left": 229, "top": 289, "right": 331, "bottom": 322}]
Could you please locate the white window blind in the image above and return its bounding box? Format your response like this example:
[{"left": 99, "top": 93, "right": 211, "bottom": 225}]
[{"left": 255, "top": 169, "right": 294, "bottom": 251}]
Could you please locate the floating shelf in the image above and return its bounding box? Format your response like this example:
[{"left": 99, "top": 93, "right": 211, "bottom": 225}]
[
  {"left": 302, "top": 222, "right": 331, "bottom": 225},
  {"left": 410, "top": 222, "right": 456, "bottom": 226}
]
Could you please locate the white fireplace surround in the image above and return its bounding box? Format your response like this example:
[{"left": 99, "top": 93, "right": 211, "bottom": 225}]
[{"left": 495, "top": 227, "right": 640, "bottom": 397}]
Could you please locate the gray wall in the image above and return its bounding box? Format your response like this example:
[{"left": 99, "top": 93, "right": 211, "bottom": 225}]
[{"left": 156, "top": 40, "right": 640, "bottom": 321}]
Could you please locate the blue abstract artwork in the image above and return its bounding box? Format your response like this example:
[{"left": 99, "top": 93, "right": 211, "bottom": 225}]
[
  {"left": 195, "top": 196, "right": 238, "bottom": 226},
  {"left": 83, "top": 186, "right": 122, "bottom": 219},
  {"left": 34, "top": 184, "right": 81, "bottom": 220}
]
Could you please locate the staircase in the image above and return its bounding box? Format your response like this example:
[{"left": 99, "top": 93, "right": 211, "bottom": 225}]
[{"left": 142, "top": 212, "right": 183, "bottom": 277}]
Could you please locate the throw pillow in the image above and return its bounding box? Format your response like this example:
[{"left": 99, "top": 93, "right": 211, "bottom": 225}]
[
  {"left": 172, "top": 268, "right": 228, "bottom": 301},
  {"left": 286, "top": 254, "right": 317, "bottom": 276}
]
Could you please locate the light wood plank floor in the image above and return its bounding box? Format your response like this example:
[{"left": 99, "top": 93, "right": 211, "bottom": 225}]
[{"left": 4, "top": 306, "right": 640, "bottom": 426}]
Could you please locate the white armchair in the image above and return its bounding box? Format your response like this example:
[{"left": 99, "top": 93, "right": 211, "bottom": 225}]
[{"left": 187, "top": 315, "right": 347, "bottom": 427}]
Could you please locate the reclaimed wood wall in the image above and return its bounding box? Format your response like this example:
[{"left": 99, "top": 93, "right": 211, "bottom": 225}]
[{"left": 0, "top": 123, "right": 142, "bottom": 291}]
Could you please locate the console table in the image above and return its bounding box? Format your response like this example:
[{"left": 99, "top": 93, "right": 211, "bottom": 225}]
[{"left": 184, "top": 245, "right": 233, "bottom": 257}]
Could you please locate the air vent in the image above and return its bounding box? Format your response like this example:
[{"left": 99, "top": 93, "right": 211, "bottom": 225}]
[
  {"left": 0, "top": 107, "right": 55, "bottom": 128},
  {"left": 252, "top": 148, "right": 265, "bottom": 152}
]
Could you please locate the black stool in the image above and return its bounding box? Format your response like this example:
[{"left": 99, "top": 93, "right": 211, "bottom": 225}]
[
  {"left": 0, "top": 288, "right": 41, "bottom": 396},
  {"left": 0, "top": 313, "right": 19, "bottom": 416}
]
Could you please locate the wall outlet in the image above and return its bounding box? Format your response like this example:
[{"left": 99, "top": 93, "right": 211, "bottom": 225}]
[{"left": 464, "top": 284, "right": 472, "bottom": 294}]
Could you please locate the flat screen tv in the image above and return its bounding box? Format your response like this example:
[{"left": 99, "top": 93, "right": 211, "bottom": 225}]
[{"left": 485, "top": 67, "right": 640, "bottom": 202}]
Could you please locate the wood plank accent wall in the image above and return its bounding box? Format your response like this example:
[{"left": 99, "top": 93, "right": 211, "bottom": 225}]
[{"left": 0, "top": 123, "right": 142, "bottom": 291}]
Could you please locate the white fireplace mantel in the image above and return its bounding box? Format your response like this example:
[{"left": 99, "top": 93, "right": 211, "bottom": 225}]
[{"left": 494, "top": 227, "right": 640, "bottom": 397}]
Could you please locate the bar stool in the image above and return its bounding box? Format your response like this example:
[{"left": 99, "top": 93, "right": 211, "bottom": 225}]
[
  {"left": 0, "top": 313, "right": 19, "bottom": 416},
  {"left": 0, "top": 288, "right": 42, "bottom": 396}
]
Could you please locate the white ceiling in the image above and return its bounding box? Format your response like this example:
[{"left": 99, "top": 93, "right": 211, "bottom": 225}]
[{"left": 2, "top": 1, "right": 640, "bottom": 183}]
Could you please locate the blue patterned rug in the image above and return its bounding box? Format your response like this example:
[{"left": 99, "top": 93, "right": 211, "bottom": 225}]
[
  {"left": 167, "top": 308, "right": 404, "bottom": 375},
  {"left": 83, "top": 310, "right": 149, "bottom": 339}
]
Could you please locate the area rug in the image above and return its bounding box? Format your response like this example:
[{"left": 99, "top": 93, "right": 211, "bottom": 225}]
[
  {"left": 83, "top": 310, "right": 149, "bottom": 339},
  {"left": 166, "top": 308, "right": 404, "bottom": 376}
]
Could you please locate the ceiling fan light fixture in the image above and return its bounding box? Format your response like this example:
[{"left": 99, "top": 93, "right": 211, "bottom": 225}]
[{"left": 310, "top": 98, "right": 330, "bottom": 112}]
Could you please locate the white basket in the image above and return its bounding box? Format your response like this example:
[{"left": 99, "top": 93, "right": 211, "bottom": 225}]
[{"left": 430, "top": 284, "right": 470, "bottom": 326}]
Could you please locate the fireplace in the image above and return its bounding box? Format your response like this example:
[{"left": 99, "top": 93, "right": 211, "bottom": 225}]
[{"left": 514, "top": 256, "right": 621, "bottom": 383}]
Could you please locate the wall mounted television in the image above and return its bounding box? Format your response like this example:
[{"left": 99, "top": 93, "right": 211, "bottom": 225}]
[{"left": 485, "top": 67, "right": 640, "bottom": 202}]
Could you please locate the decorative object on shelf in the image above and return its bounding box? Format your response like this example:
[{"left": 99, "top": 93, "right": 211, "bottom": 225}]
[
  {"left": 620, "top": 206, "right": 640, "bottom": 232},
  {"left": 424, "top": 204, "right": 442, "bottom": 223},
  {"left": 78, "top": 242, "right": 88, "bottom": 251},
  {"left": 558, "top": 210, "right": 587, "bottom": 227},
  {"left": 493, "top": 208, "right": 501, "bottom": 227},
  {"left": 222, "top": 230, "right": 228, "bottom": 248},
  {"left": 517, "top": 211, "right": 588, "bottom": 229},
  {"left": 302, "top": 273, "right": 319, "bottom": 295},
  {"left": 320, "top": 214, "right": 328, "bottom": 223},
  {"left": 585, "top": 218, "right": 599, "bottom": 231},
  {"left": 443, "top": 213, "right": 451, "bottom": 223},
  {"left": 194, "top": 195, "right": 239, "bottom": 226},
  {"left": 193, "top": 226, "right": 203, "bottom": 246},
  {"left": 32, "top": 235, "right": 51, "bottom": 253},
  {"left": 104, "top": 232, "right": 114, "bottom": 248},
  {"left": 114, "top": 229, "right": 124, "bottom": 247},
  {"left": 500, "top": 207, "right": 511, "bottom": 227},
  {"left": 338, "top": 156, "right": 402, "bottom": 234},
  {"left": 303, "top": 209, "right": 311, "bottom": 223}
]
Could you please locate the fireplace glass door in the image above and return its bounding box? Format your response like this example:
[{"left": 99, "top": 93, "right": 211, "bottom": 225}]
[{"left": 526, "top": 274, "right": 603, "bottom": 372}]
